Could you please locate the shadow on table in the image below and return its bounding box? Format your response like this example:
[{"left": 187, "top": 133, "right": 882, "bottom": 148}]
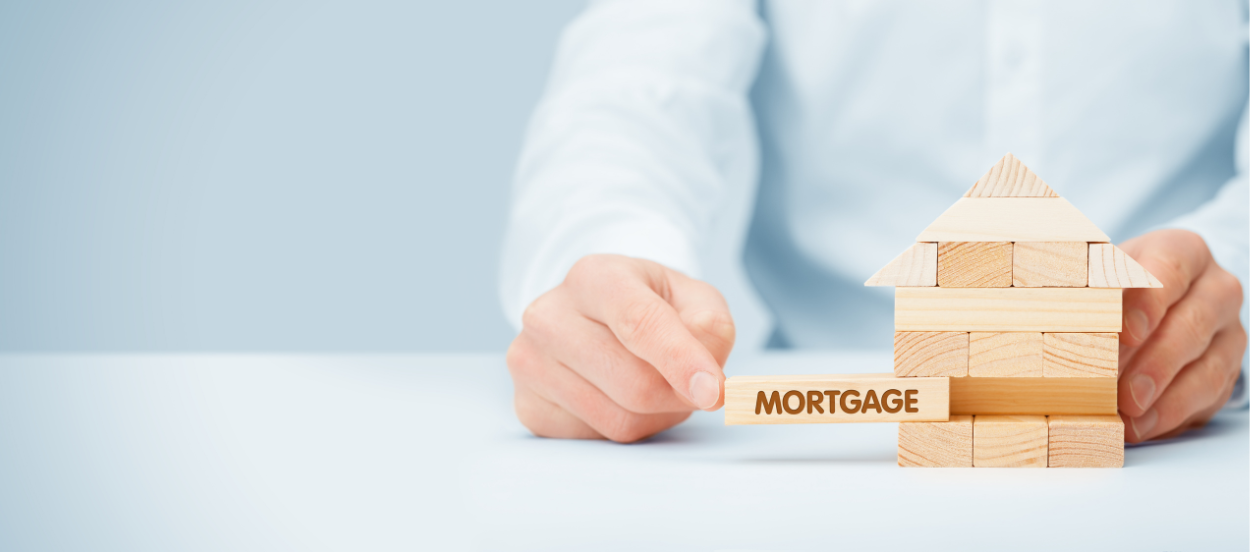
[{"left": 1124, "top": 409, "right": 1247, "bottom": 467}]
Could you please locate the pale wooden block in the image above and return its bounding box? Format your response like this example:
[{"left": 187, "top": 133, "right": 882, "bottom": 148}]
[
  {"left": 968, "top": 332, "right": 1043, "bottom": 377},
  {"left": 894, "top": 287, "right": 1122, "bottom": 332},
  {"left": 1047, "top": 415, "right": 1124, "bottom": 468},
  {"left": 1044, "top": 333, "right": 1118, "bottom": 377},
  {"left": 1013, "top": 242, "right": 1088, "bottom": 287},
  {"left": 1088, "top": 244, "right": 1163, "bottom": 288},
  {"left": 724, "top": 374, "right": 948, "bottom": 425},
  {"left": 950, "top": 377, "right": 1117, "bottom": 415},
  {"left": 898, "top": 415, "right": 973, "bottom": 467},
  {"left": 973, "top": 415, "right": 1048, "bottom": 468},
  {"left": 865, "top": 243, "right": 937, "bottom": 287},
  {"left": 894, "top": 332, "right": 968, "bottom": 377},
  {"left": 964, "top": 153, "right": 1060, "bottom": 198},
  {"left": 937, "top": 242, "right": 1012, "bottom": 288},
  {"left": 916, "top": 198, "right": 1110, "bottom": 242}
]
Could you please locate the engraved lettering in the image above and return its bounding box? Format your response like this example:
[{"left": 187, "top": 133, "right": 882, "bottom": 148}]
[
  {"left": 756, "top": 390, "right": 782, "bottom": 415},
  {"left": 882, "top": 389, "right": 902, "bottom": 413},
  {"left": 905, "top": 389, "right": 919, "bottom": 413},
  {"left": 783, "top": 390, "right": 805, "bottom": 414},
  {"left": 840, "top": 390, "right": 861, "bottom": 414},
  {"left": 807, "top": 390, "right": 824, "bottom": 414},
  {"left": 824, "top": 390, "right": 840, "bottom": 414},
  {"left": 861, "top": 389, "right": 882, "bottom": 414}
]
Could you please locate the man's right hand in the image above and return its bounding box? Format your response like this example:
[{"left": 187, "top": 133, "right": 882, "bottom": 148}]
[{"left": 505, "top": 254, "right": 736, "bottom": 442}]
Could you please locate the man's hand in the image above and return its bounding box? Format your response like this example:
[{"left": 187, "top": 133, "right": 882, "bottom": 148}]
[
  {"left": 1118, "top": 229, "right": 1246, "bottom": 443},
  {"left": 505, "top": 254, "right": 735, "bottom": 442}
]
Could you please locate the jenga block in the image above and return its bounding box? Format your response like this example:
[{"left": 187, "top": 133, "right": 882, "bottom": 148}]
[
  {"left": 894, "top": 332, "right": 968, "bottom": 377},
  {"left": 724, "top": 374, "right": 949, "bottom": 425},
  {"left": 968, "top": 332, "right": 1043, "bottom": 376},
  {"left": 1047, "top": 415, "right": 1124, "bottom": 467},
  {"left": 917, "top": 198, "right": 1110, "bottom": 242},
  {"left": 1043, "top": 333, "right": 1118, "bottom": 377},
  {"left": 898, "top": 415, "right": 973, "bottom": 467},
  {"left": 1088, "top": 244, "right": 1163, "bottom": 288},
  {"left": 865, "top": 243, "right": 937, "bottom": 287},
  {"left": 949, "top": 377, "right": 1116, "bottom": 415},
  {"left": 973, "top": 415, "right": 1048, "bottom": 467},
  {"left": 894, "top": 287, "right": 1122, "bottom": 332},
  {"left": 938, "top": 242, "right": 1012, "bottom": 287},
  {"left": 964, "top": 153, "right": 1060, "bottom": 198},
  {"left": 1013, "top": 242, "right": 1088, "bottom": 287}
]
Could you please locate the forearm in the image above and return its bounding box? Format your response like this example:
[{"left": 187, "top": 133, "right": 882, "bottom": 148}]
[{"left": 499, "top": 0, "right": 766, "bottom": 329}]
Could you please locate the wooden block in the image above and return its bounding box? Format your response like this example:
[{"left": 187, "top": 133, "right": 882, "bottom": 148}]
[
  {"left": 1047, "top": 415, "right": 1125, "bottom": 468},
  {"left": 938, "top": 242, "right": 1012, "bottom": 287},
  {"left": 894, "top": 287, "right": 1122, "bottom": 332},
  {"left": 1013, "top": 242, "right": 1088, "bottom": 287},
  {"left": 964, "top": 153, "right": 1060, "bottom": 198},
  {"left": 1088, "top": 244, "right": 1163, "bottom": 288},
  {"left": 950, "top": 377, "right": 1117, "bottom": 415},
  {"left": 969, "top": 332, "right": 1043, "bottom": 377},
  {"left": 865, "top": 243, "right": 937, "bottom": 287},
  {"left": 1044, "top": 333, "right": 1118, "bottom": 377},
  {"left": 916, "top": 198, "right": 1110, "bottom": 242},
  {"left": 973, "top": 415, "right": 1048, "bottom": 467},
  {"left": 724, "top": 374, "right": 949, "bottom": 425},
  {"left": 898, "top": 415, "right": 973, "bottom": 467},
  {"left": 894, "top": 332, "right": 968, "bottom": 377}
]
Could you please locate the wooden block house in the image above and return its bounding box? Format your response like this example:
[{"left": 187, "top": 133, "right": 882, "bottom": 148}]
[{"left": 869, "top": 153, "right": 1160, "bottom": 467}]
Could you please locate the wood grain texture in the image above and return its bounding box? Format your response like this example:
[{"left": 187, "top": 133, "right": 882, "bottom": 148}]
[
  {"left": 1043, "top": 333, "right": 1118, "bottom": 377},
  {"left": 916, "top": 198, "right": 1110, "bottom": 242},
  {"left": 938, "top": 242, "right": 1012, "bottom": 287},
  {"left": 964, "top": 153, "right": 1060, "bottom": 198},
  {"left": 1047, "top": 415, "right": 1124, "bottom": 468},
  {"left": 865, "top": 242, "right": 937, "bottom": 287},
  {"left": 894, "top": 287, "right": 1122, "bottom": 332},
  {"left": 969, "top": 332, "right": 1043, "bottom": 377},
  {"left": 894, "top": 332, "right": 968, "bottom": 377},
  {"left": 973, "top": 415, "right": 1048, "bottom": 467},
  {"left": 950, "top": 377, "right": 1117, "bottom": 415},
  {"left": 1088, "top": 244, "right": 1163, "bottom": 288},
  {"left": 724, "top": 374, "right": 949, "bottom": 425},
  {"left": 1013, "top": 242, "right": 1088, "bottom": 287},
  {"left": 898, "top": 415, "right": 973, "bottom": 467}
]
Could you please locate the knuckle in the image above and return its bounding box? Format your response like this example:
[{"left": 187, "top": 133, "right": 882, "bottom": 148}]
[
  {"left": 504, "top": 337, "right": 539, "bottom": 379},
  {"left": 687, "top": 310, "right": 737, "bottom": 344},
  {"left": 614, "top": 379, "right": 667, "bottom": 414},
  {"left": 1213, "top": 269, "right": 1244, "bottom": 305},
  {"left": 616, "top": 299, "right": 669, "bottom": 345},
  {"left": 600, "top": 413, "right": 653, "bottom": 443},
  {"left": 566, "top": 254, "right": 616, "bottom": 288},
  {"left": 1168, "top": 305, "right": 1207, "bottom": 347}
]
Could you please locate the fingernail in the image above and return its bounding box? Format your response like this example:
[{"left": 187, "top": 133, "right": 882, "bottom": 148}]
[
  {"left": 1132, "top": 409, "right": 1158, "bottom": 440},
  {"left": 689, "top": 371, "right": 720, "bottom": 410},
  {"left": 1126, "top": 309, "right": 1150, "bottom": 342},
  {"left": 1129, "top": 373, "right": 1156, "bottom": 410}
]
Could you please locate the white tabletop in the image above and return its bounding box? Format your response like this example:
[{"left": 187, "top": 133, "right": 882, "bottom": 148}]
[{"left": 0, "top": 353, "right": 1245, "bottom": 551}]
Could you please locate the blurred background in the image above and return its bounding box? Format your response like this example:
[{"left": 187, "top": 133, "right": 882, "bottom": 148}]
[{"left": 1, "top": 1, "right": 775, "bottom": 352}]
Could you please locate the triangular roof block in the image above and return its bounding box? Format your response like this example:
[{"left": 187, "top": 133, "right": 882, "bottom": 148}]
[
  {"left": 965, "top": 153, "right": 1059, "bottom": 198},
  {"left": 916, "top": 197, "right": 1109, "bottom": 242},
  {"left": 865, "top": 243, "right": 936, "bottom": 287},
  {"left": 866, "top": 154, "right": 1161, "bottom": 288},
  {"left": 1089, "top": 244, "right": 1164, "bottom": 288}
]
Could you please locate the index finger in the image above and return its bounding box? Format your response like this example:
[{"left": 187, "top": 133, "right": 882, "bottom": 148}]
[
  {"left": 566, "top": 257, "right": 724, "bottom": 411},
  {"left": 1118, "top": 230, "right": 1212, "bottom": 347}
]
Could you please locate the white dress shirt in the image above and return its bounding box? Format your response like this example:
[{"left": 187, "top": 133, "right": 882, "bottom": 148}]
[{"left": 500, "top": 0, "right": 1249, "bottom": 401}]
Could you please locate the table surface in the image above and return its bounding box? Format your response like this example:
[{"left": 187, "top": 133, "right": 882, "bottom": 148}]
[{"left": 0, "top": 353, "right": 1245, "bottom": 551}]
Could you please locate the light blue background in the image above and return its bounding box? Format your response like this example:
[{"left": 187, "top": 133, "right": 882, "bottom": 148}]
[{"left": 0, "top": 1, "right": 589, "bottom": 351}]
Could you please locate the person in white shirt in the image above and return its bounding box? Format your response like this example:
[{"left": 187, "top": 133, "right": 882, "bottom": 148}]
[{"left": 499, "top": 0, "right": 1249, "bottom": 443}]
